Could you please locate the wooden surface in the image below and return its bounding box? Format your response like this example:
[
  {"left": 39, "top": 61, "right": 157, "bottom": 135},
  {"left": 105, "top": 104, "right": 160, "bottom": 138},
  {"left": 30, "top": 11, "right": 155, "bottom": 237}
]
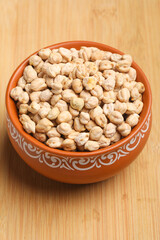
[{"left": 0, "top": 0, "right": 159, "bottom": 239}]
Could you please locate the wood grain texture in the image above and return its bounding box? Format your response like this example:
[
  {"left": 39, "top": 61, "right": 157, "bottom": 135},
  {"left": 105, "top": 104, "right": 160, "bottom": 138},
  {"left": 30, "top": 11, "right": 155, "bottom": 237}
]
[{"left": 0, "top": 0, "right": 159, "bottom": 239}]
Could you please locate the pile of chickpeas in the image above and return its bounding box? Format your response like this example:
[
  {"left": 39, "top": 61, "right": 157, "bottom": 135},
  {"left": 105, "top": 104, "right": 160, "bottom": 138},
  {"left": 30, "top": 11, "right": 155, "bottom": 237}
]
[{"left": 10, "top": 46, "right": 145, "bottom": 151}]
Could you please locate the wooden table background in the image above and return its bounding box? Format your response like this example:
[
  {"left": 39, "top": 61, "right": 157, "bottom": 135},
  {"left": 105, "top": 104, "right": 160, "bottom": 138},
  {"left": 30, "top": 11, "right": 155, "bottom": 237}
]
[{"left": 0, "top": 0, "right": 159, "bottom": 239}]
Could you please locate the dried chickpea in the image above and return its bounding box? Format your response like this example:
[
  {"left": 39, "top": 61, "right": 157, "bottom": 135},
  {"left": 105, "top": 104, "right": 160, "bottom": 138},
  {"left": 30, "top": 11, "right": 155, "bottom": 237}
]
[
  {"left": 98, "top": 135, "right": 110, "bottom": 148},
  {"left": 95, "top": 114, "right": 107, "bottom": 128},
  {"left": 126, "top": 113, "right": 139, "bottom": 127},
  {"left": 30, "top": 78, "right": 47, "bottom": 91},
  {"left": 123, "top": 81, "right": 136, "bottom": 91},
  {"left": 114, "top": 100, "right": 127, "bottom": 114},
  {"left": 55, "top": 100, "right": 68, "bottom": 112},
  {"left": 103, "top": 103, "right": 114, "bottom": 116},
  {"left": 91, "top": 50, "right": 104, "bottom": 61},
  {"left": 40, "top": 89, "right": 52, "bottom": 101},
  {"left": 83, "top": 77, "right": 97, "bottom": 90},
  {"left": 46, "top": 137, "right": 63, "bottom": 148},
  {"left": 103, "top": 69, "right": 116, "bottom": 79},
  {"left": 94, "top": 71, "right": 104, "bottom": 85},
  {"left": 62, "top": 89, "right": 77, "bottom": 103},
  {"left": 36, "top": 118, "right": 53, "bottom": 133},
  {"left": 110, "top": 53, "right": 122, "bottom": 62},
  {"left": 75, "top": 132, "right": 89, "bottom": 146},
  {"left": 136, "top": 82, "right": 145, "bottom": 93},
  {"left": 117, "top": 122, "right": 131, "bottom": 137},
  {"left": 74, "top": 117, "right": 85, "bottom": 132},
  {"left": 38, "top": 102, "right": 51, "bottom": 118},
  {"left": 79, "top": 112, "right": 90, "bottom": 124},
  {"left": 117, "top": 88, "right": 130, "bottom": 102},
  {"left": 84, "top": 140, "right": 99, "bottom": 151},
  {"left": 80, "top": 90, "right": 91, "bottom": 102},
  {"left": 134, "top": 100, "right": 143, "bottom": 114},
  {"left": 126, "top": 102, "right": 137, "bottom": 114},
  {"left": 102, "top": 76, "right": 115, "bottom": 91},
  {"left": 110, "top": 131, "right": 121, "bottom": 143},
  {"left": 62, "top": 139, "right": 76, "bottom": 151},
  {"left": 38, "top": 48, "right": 51, "bottom": 60},
  {"left": 47, "top": 107, "right": 60, "bottom": 120},
  {"left": 31, "top": 113, "right": 41, "bottom": 124},
  {"left": 42, "top": 62, "right": 61, "bottom": 78},
  {"left": 70, "top": 48, "right": 79, "bottom": 59},
  {"left": 85, "top": 120, "right": 97, "bottom": 131},
  {"left": 57, "top": 123, "right": 72, "bottom": 135},
  {"left": 23, "top": 66, "right": 37, "bottom": 83},
  {"left": 108, "top": 111, "right": 124, "bottom": 125},
  {"left": 116, "top": 60, "right": 131, "bottom": 73},
  {"left": 79, "top": 47, "right": 92, "bottom": 61},
  {"left": 122, "top": 54, "right": 132, "bottom": 64},
  {"left": 85, "top": 96, "right": 98, "bottom": 109},
  {"left": 85, "top": 62, "right": 98, "bottom": 75},
  {"left": 69, "top": 106, "right": 79, "bottom": 118},
  {"left": 90, "top": 85, "right": 103, "bottom": 100},
  {"left": 89, "top": 126, "right": 103, "bottom": 141},
  {"left": 24, "top": 84, "right": 31, "bottom": 93},
  {"left": 61, "top": 77, "right": 72, "bottom": 89},
  {"left": 19, "top": 114, "right": 35, "bottom": 134},
  {"left": 72, "top": 79, "right": 83, "bottom": 93},
  {"left": 57, "top": 111, "right": 72, "bottom": 124},
  {"left": 51, "top": 82, "right": 63, "bottom": 95},
  {"left": 48, "top": 51, "right": 62, "bottom": 64},
  {"left": 50, "top": 94, "right": 61, "bottom": 106},
  {"left": 70, "top": 97, "right": 84, "bottom": 111},
  {"left": 59, "top": 47, "right": 72, "bottom": 61},
  {"left": 68, "top": 130, "right": 79, "bottom": 140},
  {"left": 115, "top": 73, "right": 124, "bottom": 87},
  {"left": 29, "top": 91, "right": 41, "bottom": 103},
  {"left": 76, "top": 64, "right": 88, "bottom": 79},
  {"left": 18, "top": 92, "right": 29, "bottom": 104},
  {"left": 130, "top": 87, "right": 140, "bottom": 101},
  {"left": 29, "top": 55, "right": 41, "bottom": 67},
  {"left": 47, "top": 127, "right": 61, "bottom": 138},
  {"left": 89, "top": 106, "right": 103, "bottom": 120},
  {"left": 18, "top": 77, "right": 26, "bottom": 89},
  {"left": 103, "top": 91, "right": 116, "bottom": 104},
  {"left": 34, "top": 61, "right": 44, "bottom": 74},
  {"left": 28, "top": 101, "right": 40, "bottom": 114},
  {"left": 61, "top": 62, "right": 75, "bottom": 76},
  {"left": 33, "top": 133, "right": 46, "bottom": 142},
  {"left": 104, "top": 123, "right": 116, "bottom": 138},
  {"left": 10, "top": 86, "right": 23, "bottom": 101},
  {"left": 19, "top": 104, "right": 28, "bottom": 114},
  {"left": 128, "top": 67, "right": 136, "bottom": 81},
  {"left": 99, "top": 60, "right": 114, "bottom": 71}
]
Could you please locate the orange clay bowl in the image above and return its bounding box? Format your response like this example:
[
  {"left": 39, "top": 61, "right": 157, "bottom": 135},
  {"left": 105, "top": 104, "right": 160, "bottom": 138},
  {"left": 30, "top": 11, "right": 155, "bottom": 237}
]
[{"left": 6, "top": 41, "right": 152, "bottom": 184}]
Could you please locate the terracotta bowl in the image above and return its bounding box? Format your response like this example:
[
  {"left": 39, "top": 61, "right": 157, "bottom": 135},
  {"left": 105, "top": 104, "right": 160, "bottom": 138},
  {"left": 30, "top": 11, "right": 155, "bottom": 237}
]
[{"left": 5, "top": 41, "right": 152, "bottom": 184}]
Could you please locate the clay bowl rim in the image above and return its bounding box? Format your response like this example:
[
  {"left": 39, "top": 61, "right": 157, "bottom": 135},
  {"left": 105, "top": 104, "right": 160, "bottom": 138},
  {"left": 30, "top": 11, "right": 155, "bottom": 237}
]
[{"left": 6, "top": 40, "right": 152, "bottom": 157}]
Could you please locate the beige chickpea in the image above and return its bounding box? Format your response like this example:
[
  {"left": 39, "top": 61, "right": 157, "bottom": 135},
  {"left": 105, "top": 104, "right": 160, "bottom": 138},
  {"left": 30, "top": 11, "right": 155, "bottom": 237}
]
[
  {"left": 57, "top": 122, "right": 72, "bottom": 135},
  {"left": 33, "top": 133, "right": 46, "bottom": 142},
  {"left": 34, "top": 61, "right": 44, "bottom": 74},
  {"left": 36, "top": 118, "right": 53, "bottom": 133},
  {"left": 108, "top": 111, "right": 124, "bottom": 125},
  {"left": 130, "top": 87, "right": 140, "bottom": 101},
  {"left": 61, "top": 62, "right": 75, "bottom": 76},
  {"left": 50, "top": 94, "right": 61, "bottom": 106},
  {"left": 103, "top": 103, "right": 114, "bottom": 116},
  {"left": 126, "top": 113, "right": 139, "bottom": 127},
  {"left": 110, "top": 53, "right": 122, "bottom": 62},
  {"left": 125, "top": 103, "right": 136, "bottom": 115},
  {"left": 62, "top": 139, "right": 76, "bottom": 151},
  {"left": 79, "top": 47, "right": 92, "bottom": 61},
  {"left": 24, "top": 84, "right": 31, "bottom": 93},
  {"left": 72, "top": 58, "right": 84, "bottom": 65},
  {"left": 23, "top": 66, "right": 37, "bottom": 83},
  {"left": 103, "top": 51, "right": 112, "bottom": 60},
  {"left": 85, "top": 62, "right": 98, "bottom": 76},
  {"left": 38, "top": 48, "right": 51, "bottom": 60},
  {"left": 57, "top": 111, "right": 72, "bottom": 124},
  {"left": 103, "top": 69, "right": 116, "bottom": 79},
  {"left": 114, "top": 100, "right": 127, "bottom": 114},
  {"left": 67, "top": 130, "right": 79, "bottom": 140},
  {"left": 102, "top": 76, "right": 115, "bottom": 91},
  {"left": 29, "top": 55, "right": 41, "bottom": 67},
  {"left": 55, "top": 100, "right": 68, "bottom": 112},
  {"left": 93, "top": 71, "right": 104, "bottom": 86},
  {"left": 99, "top": 60, "right": 114, "bottom": 71},
  {"left": 72, "top": 79, "right": 83, "bottom": 93},
  {"left": 122, "top": 54, "right": 132, "bottom": 64},
  {"left": 30, "top": 91, "right": 41, "bottom": 103},
  {"left": 51, "top": 82, "right": 63, "bottom": 95},
  {"left": 117, "top": 88, "right": 130, "bottom": 102},
  {"left": 54, "top": 75, "right": 66, "bottom": 84},
  {"left": 136, "top": 82, "right": 145, "bottom": 93},
  {"left": 74, "top": 117, "right": 85, "bottom": 132},
  {"left": 75, "top": 132, "right": 89, "bottom": 146},
  {"left": 89, "top": 126, "right": 103, "bottom": 141},
  {"left": 38, "top": 103, "right": 51, "bottom": 118},
  {"left": 98, "top": 135, "right": 110, "bottom": 148},
  {"left": 70, "top": 48, "right": 79, "bottom": 59},
  {"left": 40, "top": 89, "right": 52, "bottom": 101},
  {"left": 116, "top": 60, "right": 131, "bottom": 73},
  {"left": 37, "top": 71, "right": 44, "bottom": 78},
  {"left": 115, "top": 73, "right": 124, "bottom": 87},
  {"left": 70, "top": 97, "right": 84, "bottom": 111},
  {"left": 42, "top": 62, "right": 61, "bottom": 78},
  {"left": 84, "top": 140, "right": 99, "bottom": 151},
  {"left": 85, "top": 96, "right": 98, "bottom": 109},
  {"left": 90, "top": 85, "right": 103, "bottom": 100},
  {"left": 69, "top": 106, "right": 79, "bottom": 118},
  {"left": 95, "top": 114, "right": 107, "bottom": 128},
  {"left": 110, "top": 131, "right": 121, "bottom": 143},
  {"left": 59, "top": 47, "right": 72, "bottom": 61},
  {"left": 48, "top": 51, "right": 62, "bottom": 64},
  {"left": 128, "top": 67, "right": 136, "bottom": 81},
  {"left": 103, "top": 91, "right": 116, "bottom": 104},
  {"left": 19, "top": 114, "right": 35, "bottom": 134},
  {"left": 85, "top": 120, "right": 97, "bottom": 131},
  {"left": 47, "top": 127, "right": 61, "bottom": 138},
  {"left": 117, "top": 122, "right": 131, "bottom": 137},
  {"left": 30, "top": 78, "right": 47, "bottom": 91},
  {"left": 89, "top": 106, "right": 103, "bottom": 121},
  {"left": 19, "top": 104, "right": 28, "bottom": 114},
  {"left": 29, "top": 113, "right": 41, "bottom": 124},
  {"left": 79, "top": 112, "right": 90, "bottom": 124},
  {"left": 45, "top": 76, "right": 54, "bottom": 88},
  {"left": 28, "top": 101, "right": 40, "bottom": 114},
  {"left": 46, "top": 137, "right": 63, "bottom": 148},
  {"left": 80, "top": 90, "right": 91, "bottom": 102},
  {"left": 62, "top": 89, "right": 77, "bottom": 103},
  {"left": 62, "top": 77, "right": 72, "bottom": 90},
  {"left": 76, "top": 64, "right": 88, "bottom": 79},
  {"left": 47, "top": 107, "right": 60, "bottom": 120},
  {"left": 134, "top": 100, "right": 143, "bottom": 114},
  {"left": 17, "top": 77, "right": 26, "bottom": 89},
  {"left": 104, "top": 123, "right": 116, "bottom": 138},
  {"left": 18, "top": 92, "right": 29, "bottom": 104},
  {"left": 83, "top": 76, "right": 97, "bottom": 90},
  {"left": 10, "top": 86, "right": 23, "bottom": 101},
  {"left": 91, "top": 50, "right": 104, "bottom": 61}
]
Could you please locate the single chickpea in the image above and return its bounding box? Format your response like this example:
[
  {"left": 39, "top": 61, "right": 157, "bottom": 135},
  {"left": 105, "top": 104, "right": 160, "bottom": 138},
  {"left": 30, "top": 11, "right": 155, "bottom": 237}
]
[
  {"left": 31, "top": 113, "right": 41, "bottom": 124},
  {"left": 33, "top": 133, "right": 46, "bottom": 142},
  {"left": 103, "top": 91, "right": 116, "bottom": 104},
  {"left": 83, "top": 77, "right": 97, "bottom": 90},
  {"left": 44, "top": 76, "right": 54, "bottom": 88},
  {"left": 48, "top": 51, "right": 62, "bottom": 64},
  {"left": 89, "top": 106, "right": 103, "bottom": 120},
  {"left": 110, "top": 131, "right": 121, "bottom": 143},
  {"left": 38, "top": 48, "right": 51, "bottom": 60},
  {"left": 75, "top": 132, "right": 89, "bottom": 146},
  {"left": 84, "top": 140, "right": 99, "bottom": 151},
  {"left": 19, "top": 114, "right": 35, "bottom": 134},
  {"left": 91, "top": 50, "right": 104, "bottom": 61},
  {"left": 128, "top": 67, "right": 136, "bottom": 81},
  {"left": 85, "top": 96, "right": 98, "bottom": 109},
  {"left": 85, "top": 62, "right": 98, "bottom": 76},
  {"left": 136, "top": 82, "right": 145, "bottom": 93},
  {"left": 130, "top": 87, "right": 140, "bottom": 101},
  {"left": 29, "top": 55, "right": 41, "bottom": 67},
  {"left": 134, "top": 100, "right": 143, "bottom": 114},
  {"left": 47, "top": 107, "right": 60, "bottom": 120},
  {"left": 79, "top": 47, "right": 92, "bottom": 61},
  {"left": 123, "top": 81, "right": 136, "bottom": 91},
  {"left": 24, "top": 84, "right": 31, "bottom": 93},
  {"left": 72, "top": 58, "right": 84, "bottom": 65},
  {"left": 29, "top": 91, "right": 41, "bottom": 103},
  {"left": 69, "top": 106, "right": 79, "bottom": 118},
  {"left": 80, "top": 90, "right": 91, "bottom": 102},
  {"left": 57, "top": 111, "right": 72, "bottom": 124},
  {"left": 68, "top": 130, "right": 79, "bottom": 140},
  {"left": 108, "top": 111, "right": 124, "bottom": 125},
  {"left": 70, "top": 48, "right": 79, "bottom": 59},
  {"left": 104, "top": 123, "right": 116, "bottom": 138},
  {"left": 70, "top": 97, "right": 84, "bottom": 111},
  {"left": 102, "top": 76, "right": 115, "bottom": 91},
  {"left": 46, "top": 137, "right": 63, "bottom": 148},
  {"left": 79, "top": 112, "right": 90, "bottom": 124},
  {"left": 117, "top": 122, "right": 131, "bottom": 137},
  {"left": 28, "top": 101, "right": 40, "bottom": 114},
  {"left": 90, "top": 85, "right": 103, "bottom": 100},
  {"left": 50, "top": 94, "right": 62, "bottom": 106},
  {"left": 17, "top": 77, "right": 26, "bottom": 89},
  {"left": 103, "top": 103, "right": 114, "bottom": 116},
  {"left": 40, "top": 89, "right": 52, "bottom": 101},
  {"left": 99, "top": 60, "right": 114, "bottom": 71},
  {"left": 47, "top": 127, "right": 61, "bottom": 138},
  {"left": 76, "top": 64, "right": 88, "bottom": 79},
  {"left": 38, "top": 105, "right": 51, "bottom": 118},
  {"left": 115, "top": 73, "right": 124, "bottom": 87},
  {"left": 54, "top": 75, "right": 66, "bottom": 84},
  {"left": 37, "top": 71, "right": 44, "bottom": 78},
  {"left": 62, "top": 89, "right": 77, "bottom": 103},
  {"left": 85, "top": 120, "right": 97, "bottom": 131},
  {"left": 126, "top": 113, "right": 139, "bottom": 127},
  {"left": 89, "top": 126, "right": 103, "bottom": 141},
  {"left": 110, "top": 53, "right": 122, "bottom": 62},
  {"left": 18, "top": 92, "right": 29, "bottom": 104},
  {"left": 51, "top": 82, "right": 63, "bottom": 95},
  {"left": 103, "top": 69, "right": 116, "bottom": 79},
  {"left": 42, "top": 62, "right": 61, "bottom": 78},
  {"left": 23, "top": 66, "right": 37, "bottom": 83},
  {"left": 74, "top": 117, "right": 85, "bottom": 132},
  {"left": 57, "top": 122, "right": 72, "bottom": 135},
  {"left": 94, "top": 71, "right": 105, "bottom": 85},
  {"left": 116, "top": 60, "right": 131, "bottom": 73},
  {"left": 59, "top": 47, "right": 72, "bottom": 61},
  {"left": 36, "top": 118, "right": 53, "bottom": 133},
  {"left": 114, "top": 100, "right": 127, "bottom": 114},
  {"left": 61, "top": 62, "right": 75, "bottom": 76},
  {"left": 98, "top": 135, "right": 110, "bottom": 148},
  {"left": 122, "top": 54, "right": 132, "bottom": 64},
  {"left": 62, "top": 139, "right": 76, "bottom": 151},
  {"left": 34, "top": 61, "right": 44, "bottom": 74},
  {"left": 30, "top": 78, "right": 47, "bottom": 91},
  {"left": 62, "top": 77, "right": 72, "bottom": 89},
  {"left": 55, "top": 100, "right": 68, "bottom": 112},
  {"left": 94, "top": 114, "right": 107, "bottom": 128},
  {"left": 103, "top": 51, "right": 112, "bottom": 60},
  {"left": 10, "top": 86, "right": 23, "bottom": 101},
  {"left": 126, "top": 102, "right": 137, "bottom": 114},
  {"left": 19, "top": 104, "right": 28, "bottom": 114},
  {"left": 72, "top": 79, "right": 83, "bottom": 93},
  {"left": 117, "top": 88, "right": 130, "bottom": 102}
]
